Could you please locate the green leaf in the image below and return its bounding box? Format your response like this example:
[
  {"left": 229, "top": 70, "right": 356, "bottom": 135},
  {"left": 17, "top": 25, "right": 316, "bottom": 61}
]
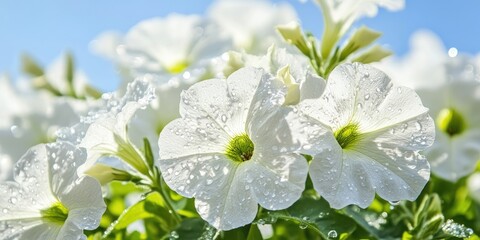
[
  {"left": 84, "top": 85, "right": 103, "bottom": 99},
  {"left": 21, "top": 54, "right": 44, "bottom": 77},
  {"left": 340, "top": 26, "right": 381, "bottom": 61},
  {"left": 261, "top": 197, "right": 356, "bottom": 239},
  {"left": 246, "top": 224, "right": 263, "bottom": 240},
  {"left": 352, "top": 45, "right": 392, "bottom": 64},
  {"left": 65, "top": 52, "right": 76, "bottom": 97},
  {"left": 171, "top": 218, "right": 217, "bottom": 239},
  {"left": 342, "top": 207, "right": 385, "bottom": 239},
  {"left": 103, "top": 192, "right": 176, "bottom": 237},
  {"left": 143, "top": 138, "right": 155, "bottom": 169},
  {"left": 276, "top": 22, "right": 310, "bottom": 57}
]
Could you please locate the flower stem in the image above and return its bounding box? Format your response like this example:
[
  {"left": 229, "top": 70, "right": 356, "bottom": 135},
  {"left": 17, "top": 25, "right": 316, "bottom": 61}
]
[{"left": 149, "top": 167, "right": 182, "bottom": 224}]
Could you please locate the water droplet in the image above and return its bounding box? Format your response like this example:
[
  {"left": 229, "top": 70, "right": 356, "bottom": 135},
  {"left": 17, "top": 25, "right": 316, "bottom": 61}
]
[
  {"left": 221, "top": 115, "right": 227, "bottom": 122},
  {"left": 389, "top": 200, "right": 400, "bottom": 206},
  {"left": 364, "top": 94, "right": 370, "bottom": 100},
  {"left": 52, "top": 164, "right": 60, "bottom": 170},
  {"left": 10, "top": 125, "right": 23, "bottom": 138},
  {"left": 299, "top": 222, "right": 308, "bottom": 229},
  {"left": 328, "top": 230, "right": 338, "bottom": 238},
  {"left": 169, "top": 230, "right": 179, "bottom": 239},
  {"left": 448, "top": 47, "right": 458, "bottom": 58},
  {"left": 442, "top": 219, "right": 473, "bottom": 238}
]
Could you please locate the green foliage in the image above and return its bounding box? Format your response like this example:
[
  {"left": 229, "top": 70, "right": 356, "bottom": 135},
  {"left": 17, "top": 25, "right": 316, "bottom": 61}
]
[
  {"left": 103, "top": 192, "right": 177, "bottom": 238},
  {"left": 259, "top": 197, "right": 356, "bottom": 239},
  {"left": 20, "top": 52, "right": 102, "bottom": 99}
]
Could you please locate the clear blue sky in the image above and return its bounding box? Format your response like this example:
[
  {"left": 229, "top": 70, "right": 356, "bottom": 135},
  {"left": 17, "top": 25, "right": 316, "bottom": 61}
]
[{"left": 1, "top": 0, "right": 479, "bottom": 92}]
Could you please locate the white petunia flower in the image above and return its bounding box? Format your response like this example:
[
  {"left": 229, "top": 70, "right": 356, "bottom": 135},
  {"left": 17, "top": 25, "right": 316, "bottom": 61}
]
[
  {"left": 208, "top": 0, "right": 298, "bottom": 53},
  {"left": 377, "top": 30, "right": 480, "bottom": 181},
  {"left": 91, "top": 14, "right": 230, "bottom": 82},
  {"left": 415, "top": 75, "right": 480, "bottom": 181},
  {"left": 0, "top": 142, "right": 106, "bottom": 239},
  {"left": 315, "top": 0, "right": 404, "bottom": 57},
  {"left": 58, "top": 79, "right": 155, "bottom": 177},
  {"left": 158, "top": 67, "right": 308, "bottom": 230},
  {"left": 297, "top": 63, "right": 434, "bottom": 209}
]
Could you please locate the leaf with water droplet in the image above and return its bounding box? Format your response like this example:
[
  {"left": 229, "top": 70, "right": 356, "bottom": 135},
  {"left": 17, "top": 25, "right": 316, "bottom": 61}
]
[{"left": 260, "top": 197, "right": 356, "bottom": 239}]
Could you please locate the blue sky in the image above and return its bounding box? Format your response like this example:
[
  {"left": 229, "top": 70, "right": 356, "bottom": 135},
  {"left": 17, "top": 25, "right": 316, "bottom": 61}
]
[{"left": 1, "top": 0, "right": 479, "bottom": 91}]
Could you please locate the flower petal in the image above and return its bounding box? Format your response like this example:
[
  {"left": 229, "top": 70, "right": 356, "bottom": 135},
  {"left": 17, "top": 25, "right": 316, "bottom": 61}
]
[
  {"left": 159, "top": 153, "right": 235, "bottom": 199},
  {"left": 15, "top": 220, "right": 60, "bottom": 240},
  {"left": 310, "top": 144, "right": 375, "bottom": 209},
  {"left": 194, "top": 163, "right": 257, "bottom": 230},
  {"left": 158, "top": 118, "right": 229, "bottom": 160},
  {"left": 56, "top": 218, "right": 85, "bottom": 240},
  {"left": 249, "top": 154, "right": 307, "bottom": 210},
  {"left": 57, "top": 176, "right": 105, "bottom": 230},
  {"left": 12, "top": 145, "right": 57, "bottom": 209},
  {"left": 427, "top": 130, "right": 480, "bottom": 181}
]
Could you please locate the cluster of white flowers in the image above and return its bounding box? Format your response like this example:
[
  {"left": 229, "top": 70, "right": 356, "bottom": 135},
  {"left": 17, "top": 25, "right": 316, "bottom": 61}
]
[{"left": 2, "top": 0, "right": 479, "bottom": 239}]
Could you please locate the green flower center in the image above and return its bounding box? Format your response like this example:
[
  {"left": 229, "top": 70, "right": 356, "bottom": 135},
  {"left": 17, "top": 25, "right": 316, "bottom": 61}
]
[
  {"left": 41, "top": 202, "right": 69, "bottom": 225},
  {"left": 165, "top": 60, "right": 189, "bottom": 74},
  {"left": 225, "top": 134, "right": 255, "bottom": 162},
  {"left": 436, "top": 108, "right": 467, "bottom": 137},
  {"left": 334, "top": 123, "right": 361, "bottom": 149}
]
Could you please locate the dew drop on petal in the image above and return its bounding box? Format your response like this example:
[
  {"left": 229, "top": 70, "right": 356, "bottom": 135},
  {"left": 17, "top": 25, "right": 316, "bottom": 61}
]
[{"left": 221, "top": 114, "right": 227, "bottom": 123}]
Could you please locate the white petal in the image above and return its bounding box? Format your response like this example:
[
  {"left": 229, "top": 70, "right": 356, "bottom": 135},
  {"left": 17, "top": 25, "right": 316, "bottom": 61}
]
[
  {"left": 57, "top": 176, "right": 105, "bottom": 230},
  {"left": 159, "top": 153, "right": 235, "bottom": 199},
  {"left": 467, "top": 173, "right": 480, "bottom": 204},
  {"left": 179, "top": 76, "right": 245, "bottom": 136},
  {"left": 0, "top": 182, "right": 45, "bottom": 221},
  {"left": 299, "top": 72, "right": 326, "bottom": 101},
  {"left": 13, "top": 145, "right": 57, "bottom": 209},
  {"left": 158, "top": 119, "right": 229, "bottom": 160},
  {"left": 194, "top": 163, "right": 257, "bottom": 230},
  {"left": 427, "top": 130, "right": 480, "bottom": 181},
  {"left": 46, "top": 143, "right": 88, "bottom": 197},
  {"left": 298, "top": 65, "right": 356, "bottom": 130},
  {"left": 310, "top": 144, "right": 375, "bottom": 209},
  {"left": 352, "top": 141, "right": 430, "bottom": 204},
  {"left": 57, "top": 218, "right": 85, "bottom": 240},
  {"left": 72, "top": 79, "right": 154, "bottom": 172},
  {"left": 249, "top": 154, "right": 307, "bottom": 210},
  {"left": 16, "top": 221, "right": 61, "bottom": 240}
]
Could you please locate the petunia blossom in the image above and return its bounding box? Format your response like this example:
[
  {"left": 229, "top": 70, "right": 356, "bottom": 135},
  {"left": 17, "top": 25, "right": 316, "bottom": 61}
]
[
  {"left": 158, "top": 67, "right": 308, "bottom": 230},
  {"left": 0, "top": 142, "right": 106, "bottom": 239},
  {"left": 57, "top": 79, "right": 155, "bottom": 177},
  {"left": 297, "top": 63, "right": 434, "bottom": 209},
  {"left": 377, "top": 31, "right": 480, "bottom": 181}
]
